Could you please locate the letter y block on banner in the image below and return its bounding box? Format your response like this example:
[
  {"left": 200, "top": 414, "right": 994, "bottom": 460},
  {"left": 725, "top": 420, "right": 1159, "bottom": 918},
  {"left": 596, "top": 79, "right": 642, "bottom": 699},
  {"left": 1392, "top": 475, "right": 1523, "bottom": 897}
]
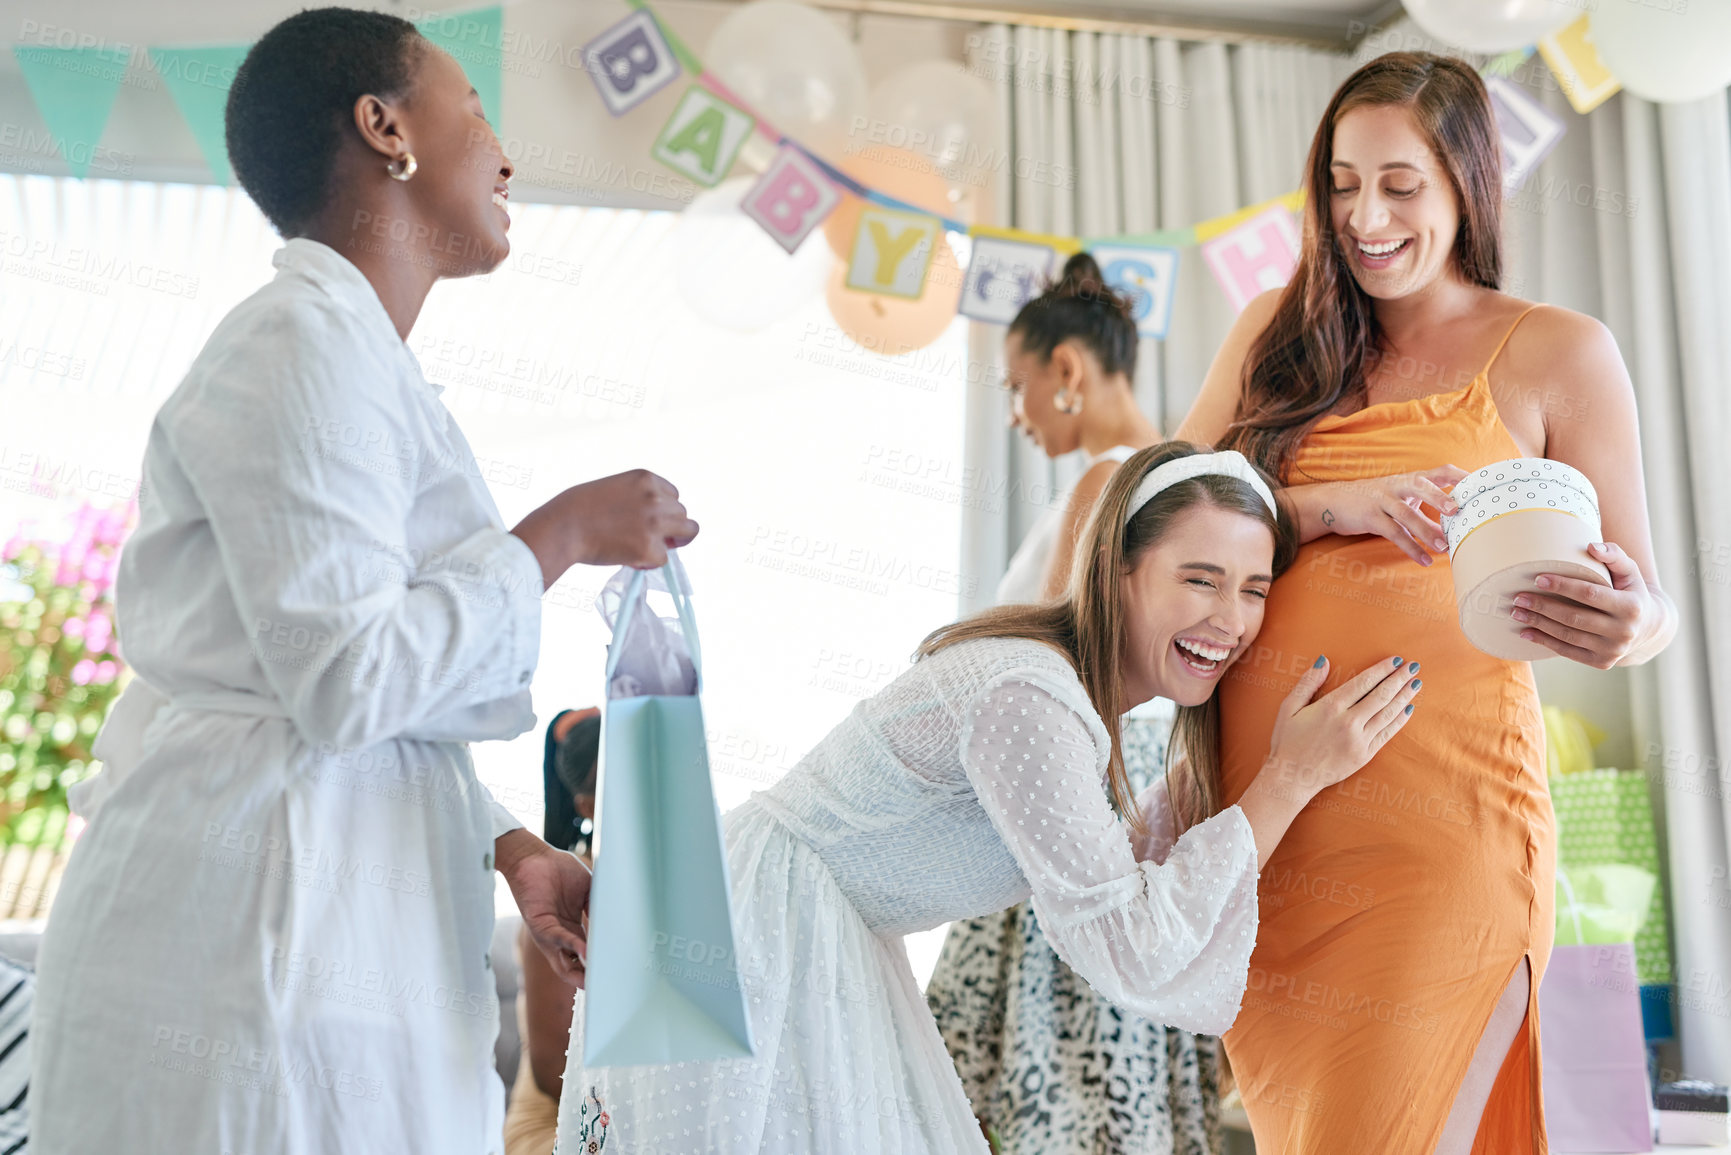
[
  {"left": 845, "top": 207, "right": 939, "bottom": 299},
  {"left": 652, "top": 86, "right": 754, "bottom": 188},
  {"left": 1200, "top": 206, "right": 1299, "bottom": 315},
  {"left": 584, "top": 10, "right": 681, "bottom": 116},
  {"left": 742, "top": 145, "right": 839, "bottom": 253}
]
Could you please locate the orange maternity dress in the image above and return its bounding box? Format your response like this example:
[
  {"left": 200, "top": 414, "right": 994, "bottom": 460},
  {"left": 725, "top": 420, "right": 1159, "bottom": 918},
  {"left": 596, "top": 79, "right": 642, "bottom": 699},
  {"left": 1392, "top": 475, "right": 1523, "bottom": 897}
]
[{"left": 1217, "top": 306, "right": 1555, "bottom": 1153}]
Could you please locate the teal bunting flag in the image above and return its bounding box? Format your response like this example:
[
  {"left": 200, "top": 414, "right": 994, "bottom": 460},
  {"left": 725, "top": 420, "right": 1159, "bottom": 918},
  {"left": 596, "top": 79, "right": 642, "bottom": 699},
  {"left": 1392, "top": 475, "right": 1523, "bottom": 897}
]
[
  {"left": 147, "top": 46, "right": 250, "bottom": 184},
  {"left": 10, "top": 46, "right": 131, "bottom": 177}
]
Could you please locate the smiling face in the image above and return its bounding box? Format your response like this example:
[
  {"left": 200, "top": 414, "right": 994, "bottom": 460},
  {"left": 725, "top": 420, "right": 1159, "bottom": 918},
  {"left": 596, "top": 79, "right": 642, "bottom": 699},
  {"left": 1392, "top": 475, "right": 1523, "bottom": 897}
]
[
  {"left": 395, "top": 43, "right": 514, "bottom": 275},
  {"left": 1328, "top": 103, "right": 1461, "bottom": 300},
  {"left": 1003, "top": 330, "right": 1084, "bottom": 458},
  {"left": 1119, "top": 502, "right": 1275, "bottom": 708}
]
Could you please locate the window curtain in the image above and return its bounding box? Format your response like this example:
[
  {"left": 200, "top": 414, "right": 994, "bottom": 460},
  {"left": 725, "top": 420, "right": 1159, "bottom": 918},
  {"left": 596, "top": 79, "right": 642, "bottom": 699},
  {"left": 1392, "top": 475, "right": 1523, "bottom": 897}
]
[{"left": 958, "top": 25, "right": 1350, "bottom": 614}]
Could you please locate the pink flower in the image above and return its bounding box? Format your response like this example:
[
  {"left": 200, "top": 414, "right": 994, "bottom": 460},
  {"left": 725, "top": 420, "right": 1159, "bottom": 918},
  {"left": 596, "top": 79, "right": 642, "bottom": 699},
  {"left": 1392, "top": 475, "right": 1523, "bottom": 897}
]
[
  {"left": 63, "top": 617, "right": 86, "bottom": 639},
  {"left": 71, "top": 659, "right": 95, "bottom": 685},
  {"left": 94, "top": 661, "right": 117, "bottom": 684}
]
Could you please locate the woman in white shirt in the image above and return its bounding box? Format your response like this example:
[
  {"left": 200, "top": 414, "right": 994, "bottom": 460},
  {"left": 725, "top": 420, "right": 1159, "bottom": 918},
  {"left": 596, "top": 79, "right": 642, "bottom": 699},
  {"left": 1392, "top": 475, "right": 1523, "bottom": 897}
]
[
  {"left": 554, "top": 441, "right": 1424, "bottom": 1153},
  {"left": 30, "top": 11, "right": 694, "bottom": 1153}
]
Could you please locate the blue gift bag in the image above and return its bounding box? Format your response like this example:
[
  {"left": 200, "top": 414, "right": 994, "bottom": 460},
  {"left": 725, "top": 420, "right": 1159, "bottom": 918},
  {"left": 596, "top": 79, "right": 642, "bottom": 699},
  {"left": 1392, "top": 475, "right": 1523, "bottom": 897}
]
[{"left": 582, "top": 556, "right": 755, "bottom": 1067}]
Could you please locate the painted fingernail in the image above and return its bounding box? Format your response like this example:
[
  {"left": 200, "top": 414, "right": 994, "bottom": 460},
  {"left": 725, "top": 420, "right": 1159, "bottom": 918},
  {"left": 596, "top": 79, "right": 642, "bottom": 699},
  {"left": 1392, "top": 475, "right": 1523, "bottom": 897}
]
[
  {"left": 1405, "top": 703, "right": 1414, "bottom": 714},
  {"left": 1513, "top": 595, "right": 1531, "bottom": 609},
  {"left": 1314, "top": 654, "right": 1327, "bottom": 668},
  {"left": 1411, "top": 678, "right": 1421, "bottom": 690},
  {"left": 1512, "top": 608, "right": 1530, "bottom": 622},
  {"left": 1420, "top": 555, "right": 1433, "bottom": 567},
  {"left": 1435, "top": 538, "right": 1448, "bottom": 550},
  {"left": 1535, "top": 575, "right": 1552, "bottom": 588},
  {"left": 1408, "top": 661, "right": 1420, "bottom": 673},
  {"left": 1392, "top": 656, "right": 1403, "bottom": 666}
]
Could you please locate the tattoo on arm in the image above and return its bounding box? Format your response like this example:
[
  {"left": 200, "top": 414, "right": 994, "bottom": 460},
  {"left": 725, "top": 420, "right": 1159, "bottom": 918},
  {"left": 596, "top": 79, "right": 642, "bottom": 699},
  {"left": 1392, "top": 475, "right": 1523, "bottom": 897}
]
[{"left": 1321, "top": 508, "right": 1335, "bottom": 527}]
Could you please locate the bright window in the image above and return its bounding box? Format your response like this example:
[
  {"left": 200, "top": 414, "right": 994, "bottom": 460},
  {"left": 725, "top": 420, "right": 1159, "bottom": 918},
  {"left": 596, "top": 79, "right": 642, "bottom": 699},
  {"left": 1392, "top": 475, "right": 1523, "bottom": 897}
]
[{"left": 0, "top": 177, "right": 969, "bottom": 966}]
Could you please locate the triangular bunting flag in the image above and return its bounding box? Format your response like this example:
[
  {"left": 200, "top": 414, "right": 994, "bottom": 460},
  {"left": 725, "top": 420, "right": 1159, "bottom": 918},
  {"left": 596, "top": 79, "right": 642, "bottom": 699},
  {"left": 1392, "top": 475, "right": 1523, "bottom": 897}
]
[
  {"left": 418, "top": 6, "right": 503, "bottom": 127},
  {"left": 11, "top": 46, "right": 131, "bottom": 178},
  {"left": 148, "top": 46, "right": 251, "bottom": 184}
]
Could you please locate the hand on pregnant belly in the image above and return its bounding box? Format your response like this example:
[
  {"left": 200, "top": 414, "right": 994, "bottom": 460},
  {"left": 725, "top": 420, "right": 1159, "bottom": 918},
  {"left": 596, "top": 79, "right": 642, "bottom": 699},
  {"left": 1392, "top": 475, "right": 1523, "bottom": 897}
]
[
  {"left": 1314, "top": 465, "right": 1467, "bottom": 565},
  {"left": 1234, "top": 654, "right": 1423, "bottom": 868}
]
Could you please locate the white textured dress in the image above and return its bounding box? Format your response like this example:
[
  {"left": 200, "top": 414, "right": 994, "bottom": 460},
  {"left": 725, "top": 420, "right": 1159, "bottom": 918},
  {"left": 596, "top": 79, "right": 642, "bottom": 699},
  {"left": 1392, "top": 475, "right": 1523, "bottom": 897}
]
[
  {"left": 553, "top": 635, "right": 1258, "bottom": 1154},
  {"left": 32, "top": 239, "right": 543, "bottom": 1154}
]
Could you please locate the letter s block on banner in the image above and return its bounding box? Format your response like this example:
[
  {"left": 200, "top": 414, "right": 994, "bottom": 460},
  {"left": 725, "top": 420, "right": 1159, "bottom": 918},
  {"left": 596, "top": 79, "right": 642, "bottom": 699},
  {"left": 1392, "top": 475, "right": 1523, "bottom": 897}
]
[
  {"left": 1485, "top": 76, "right": 1566, "bottom": 194},
  {"left": 1201, "top": 206, "right": 1299, "bottom": 315},
  {"left": 1090, "top": 244, "right": 1180, "bottom": 340},
  {"left": 741, "top": 145, "right": 838, "bottom": 253},
  {"left": 845, "top": 207, "right": 939, "bottom": 299},
  {"left": 652, "top": 87, "right": 754, "bottom": 188},
  {"left": 583, "top": 10, "right": 681, "bottom": 116},
  {"left": 959, "top": 235, "right": 1055, "bottom": 325}
]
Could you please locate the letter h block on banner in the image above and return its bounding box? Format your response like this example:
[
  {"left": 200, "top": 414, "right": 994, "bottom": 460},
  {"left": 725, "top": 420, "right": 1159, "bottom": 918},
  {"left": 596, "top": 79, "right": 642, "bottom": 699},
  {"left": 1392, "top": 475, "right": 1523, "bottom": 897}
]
[
  {"left": 959, "top": 235, "right": 1055, "bottom": 325},
  {"left": 742, "top": 145, "right": 839, "bottom": 253},
  {"left": 583, "top": 10, "right": 681, "bottom": 116},
  {"left": 652, "top": 87, "right": 754, "bottom": 188},
  {"left": 845, "top": 207, "right": 939, "bottom": 299},
  {"left": 1200, "top": 205, "right": 1299, "bottom": 315}
]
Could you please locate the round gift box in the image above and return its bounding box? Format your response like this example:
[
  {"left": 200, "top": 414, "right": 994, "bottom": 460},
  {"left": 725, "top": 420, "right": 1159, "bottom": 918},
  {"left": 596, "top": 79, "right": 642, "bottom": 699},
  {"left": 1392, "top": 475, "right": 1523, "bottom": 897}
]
[{"left": 1441, "top": 459, "right": 1611, "bottom": 661}]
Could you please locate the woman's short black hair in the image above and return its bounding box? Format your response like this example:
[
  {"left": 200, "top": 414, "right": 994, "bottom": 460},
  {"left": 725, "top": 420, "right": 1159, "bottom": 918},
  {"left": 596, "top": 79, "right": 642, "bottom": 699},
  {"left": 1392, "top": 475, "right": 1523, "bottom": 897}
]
[
  {"left": 1008, "top": 250, "right": 1139, "bottom": 378},
  {"left": 226, "top": 7, "right": 426, "bottom": 236}
]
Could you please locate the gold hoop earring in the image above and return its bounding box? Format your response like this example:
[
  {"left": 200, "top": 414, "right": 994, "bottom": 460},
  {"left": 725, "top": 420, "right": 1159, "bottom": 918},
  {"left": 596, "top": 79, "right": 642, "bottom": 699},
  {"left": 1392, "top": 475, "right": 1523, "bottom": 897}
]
[{"left": 386, "top": 152, "right": 418, "bottom": 181}]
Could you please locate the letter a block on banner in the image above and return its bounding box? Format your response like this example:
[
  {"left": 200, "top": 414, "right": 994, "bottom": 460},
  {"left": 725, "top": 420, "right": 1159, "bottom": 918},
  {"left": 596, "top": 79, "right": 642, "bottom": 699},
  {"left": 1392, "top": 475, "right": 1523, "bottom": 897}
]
[
  {"left": 584, "top": 10, "right": 681, "bottom": 116},
  {"left": 1091, "top": 244, "right": 1180, "bottom": 340},
  {"left": 959, "top": 235, "right": 1055, "bottom": 325},
  {"left": 845, "top": 207, "right": 939, "bottom": 299},
  {"left": 653, "top": 87, "right": 754, "bottom": 188},
  {"left": 1201, "top": 206, "right": 1299, "bottom": 315},
  {"left": 1485, "top": 76, "right": 1566, "bottom": 194},
  {"left": 741, "top": 145, "right": 838, "bottom": 253}
]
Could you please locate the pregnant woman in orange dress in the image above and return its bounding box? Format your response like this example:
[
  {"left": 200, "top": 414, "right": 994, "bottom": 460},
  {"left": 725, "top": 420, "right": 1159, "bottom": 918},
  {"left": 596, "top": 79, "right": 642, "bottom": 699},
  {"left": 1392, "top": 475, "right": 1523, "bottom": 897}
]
[{"left": 1175, "top": 53, "right": 1678, "bottom": 1154}]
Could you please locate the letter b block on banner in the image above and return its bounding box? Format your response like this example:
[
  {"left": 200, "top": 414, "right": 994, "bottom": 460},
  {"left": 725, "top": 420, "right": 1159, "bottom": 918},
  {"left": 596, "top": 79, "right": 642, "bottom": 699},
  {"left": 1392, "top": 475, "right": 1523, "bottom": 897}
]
[
  {"left": 845, "top": 207, "right": 939, "bottom": 299},
  {"left": 583, "top": 10, "right": 681, "bottom": 116},
  {"left": 742, "top": 145, "right": 839, "bottom": 253},
  {"left": 652, "top": 87, "right": 754, "bottom": 188},
  {"left": 1091, "top": 244, "right": 1180, "bottom": 340},
  {"left": 1201, "top": 205, "right": 1299, "bottom": 315},
  {"left": 959, "top": 235, "right": 1055, "bottom": 325}
]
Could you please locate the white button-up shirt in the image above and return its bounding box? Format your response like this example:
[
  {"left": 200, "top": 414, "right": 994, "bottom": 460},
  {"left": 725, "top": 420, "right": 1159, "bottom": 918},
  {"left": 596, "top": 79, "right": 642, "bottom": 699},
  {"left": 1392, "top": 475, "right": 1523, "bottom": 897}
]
[{"left": 33, "top": 238, "right": 544, "bottom": 1154}]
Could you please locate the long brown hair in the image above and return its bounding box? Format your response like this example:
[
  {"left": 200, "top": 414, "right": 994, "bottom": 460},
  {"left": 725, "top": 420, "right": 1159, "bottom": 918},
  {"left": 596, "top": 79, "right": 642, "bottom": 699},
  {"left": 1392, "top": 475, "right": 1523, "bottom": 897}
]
[
  {"left": 918, "top": 442, "right": 1298, "bottom": 833},
  {"left": 1218, "top": 52, "right": 1504, "bottom": 482}
]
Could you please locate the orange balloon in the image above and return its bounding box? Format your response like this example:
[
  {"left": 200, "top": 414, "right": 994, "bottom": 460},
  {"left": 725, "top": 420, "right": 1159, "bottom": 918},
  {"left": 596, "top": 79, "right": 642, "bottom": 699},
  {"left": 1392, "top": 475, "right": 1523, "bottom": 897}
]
[
  {"left": 822, "top": 145, "right": 956, "bottom": 261},
  {"left": 824, "top": 234, "right": 962, "bottom": 355}
]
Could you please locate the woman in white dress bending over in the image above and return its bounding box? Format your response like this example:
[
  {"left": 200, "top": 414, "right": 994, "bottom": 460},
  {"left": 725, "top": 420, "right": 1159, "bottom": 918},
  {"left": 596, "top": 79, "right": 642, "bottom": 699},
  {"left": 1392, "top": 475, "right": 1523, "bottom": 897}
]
[
  {"left": 928, "top": 251, "right": 1218, "bottom": 1153},
  {"left": 554, "top": 442, "right": 1425, "bottom": 1154},
  {"left": 31, "top": 11, "right": 695, "bottom": 1153}
]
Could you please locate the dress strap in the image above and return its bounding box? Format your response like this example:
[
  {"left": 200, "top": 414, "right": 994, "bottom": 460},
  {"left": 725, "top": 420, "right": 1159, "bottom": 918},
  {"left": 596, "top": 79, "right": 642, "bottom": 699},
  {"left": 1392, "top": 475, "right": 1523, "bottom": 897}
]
[{"left": 1479, "top": 304, "right": 1544, "bottom": 378}]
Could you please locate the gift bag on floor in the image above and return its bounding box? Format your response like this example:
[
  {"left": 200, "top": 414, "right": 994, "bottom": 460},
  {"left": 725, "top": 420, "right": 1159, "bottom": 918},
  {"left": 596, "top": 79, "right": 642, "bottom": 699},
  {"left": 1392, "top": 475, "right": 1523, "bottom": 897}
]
[
  {"left": 582, "top": 554, "right": 755, "bottom": 1067},
  {"left": 1538, "top": 868, "right": 1654, "bottom": 1153}
]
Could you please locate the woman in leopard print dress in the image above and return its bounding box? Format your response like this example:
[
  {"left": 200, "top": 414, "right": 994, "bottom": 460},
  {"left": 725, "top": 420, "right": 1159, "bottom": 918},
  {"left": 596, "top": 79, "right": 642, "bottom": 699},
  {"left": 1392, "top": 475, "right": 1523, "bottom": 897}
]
[{"left": 925, "top": 254, "right": 1219, "bottom": 1155}]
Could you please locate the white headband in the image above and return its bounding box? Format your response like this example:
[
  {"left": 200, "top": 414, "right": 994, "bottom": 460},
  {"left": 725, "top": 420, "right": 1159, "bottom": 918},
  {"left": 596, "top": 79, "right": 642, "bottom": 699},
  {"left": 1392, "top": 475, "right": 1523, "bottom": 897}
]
[{"left": 1126, "top": 450, "right": 1279, "bottom": 523}]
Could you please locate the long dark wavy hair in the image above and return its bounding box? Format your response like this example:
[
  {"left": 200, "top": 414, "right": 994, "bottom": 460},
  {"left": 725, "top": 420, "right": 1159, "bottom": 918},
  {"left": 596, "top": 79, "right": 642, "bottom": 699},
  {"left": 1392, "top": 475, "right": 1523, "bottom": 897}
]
[
  {"left": 1217, "top": 52, "right": 1505, "bottom": 482},
  {"left": 918, "top": 442, "right": 1299, "bottom": 833}
]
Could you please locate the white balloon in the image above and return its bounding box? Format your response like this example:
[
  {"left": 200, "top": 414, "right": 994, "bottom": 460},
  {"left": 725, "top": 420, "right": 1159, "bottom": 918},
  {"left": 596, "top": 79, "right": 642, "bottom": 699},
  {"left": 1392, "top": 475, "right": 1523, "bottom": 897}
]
[
  {"left": 1402, "top": 0, "right": 1573, "bottom": 53},
  {"left": 864, "top": 61, "right": 1000, "bottom": 224},
  {"left": 673, "top": 177, "right": 831, "bottom": 332},
  {"left": 706, "top": 1, "right": 867, "bottom": 164},
  {"left": 1590, "top": 0, "right": 1731, "bottom": 103}
]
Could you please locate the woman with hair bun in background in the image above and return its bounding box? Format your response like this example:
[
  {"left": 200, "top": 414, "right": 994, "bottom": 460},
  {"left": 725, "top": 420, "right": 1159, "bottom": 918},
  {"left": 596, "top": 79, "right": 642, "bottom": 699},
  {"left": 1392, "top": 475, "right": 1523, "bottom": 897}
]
[{"left": 926, "top": 252, "right": 1222, "bottom": 1155}]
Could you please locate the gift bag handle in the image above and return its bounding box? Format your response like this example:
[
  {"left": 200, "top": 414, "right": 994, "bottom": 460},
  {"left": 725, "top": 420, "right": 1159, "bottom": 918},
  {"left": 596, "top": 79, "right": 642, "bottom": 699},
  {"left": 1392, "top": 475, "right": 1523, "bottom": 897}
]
[
  {"left": 603, "top": 551, "right": 703, "bottom": 690},
  {"left": 1556, "top": 863, "right": 1586, "bottom": 946}
]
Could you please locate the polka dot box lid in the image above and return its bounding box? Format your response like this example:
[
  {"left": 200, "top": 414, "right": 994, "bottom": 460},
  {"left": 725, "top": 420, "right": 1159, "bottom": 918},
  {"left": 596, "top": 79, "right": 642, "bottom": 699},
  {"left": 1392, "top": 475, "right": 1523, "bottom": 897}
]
[{"left": 1441, "top": 458, "right": 1601, "bottom": 560}]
